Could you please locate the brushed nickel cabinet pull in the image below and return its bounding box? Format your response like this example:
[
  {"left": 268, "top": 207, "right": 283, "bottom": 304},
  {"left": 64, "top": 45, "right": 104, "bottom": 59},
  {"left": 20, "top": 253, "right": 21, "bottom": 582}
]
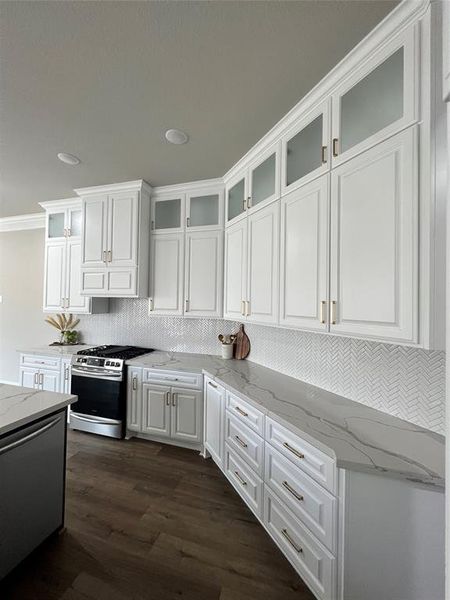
[
  {"left": 234, "top": 435, "right": 248, "bottom": 448},
  {"left": 281, "top": 528, "right": 303, "bottom": 553},
  {"left": 242, "top": 198, "right": 247, "bottom": 212},
  {"left": 132, "top": 376, "right": 137, "bottom": 391},
  {"left": 331, "top": 300, "right": 337, "bottom": 325},
  {"left": 166, "top": 391, "right": 170, "bottom": 406},
  {"left": 282, "top": 480, "right": 304, "bottom": 502},
  {"left": 66, "top": 298, "right": 69, "bottom": 309},
  {"left": 151, "top": 220, "right": 155, "bottom": 230},
  {"left": 103, "top": 250, "right": 107, "bottom": 263},
  {"left": 185, "top": 299, "right": 189, "bottom": 312},
  {"left": 332, "top": 138, "right": 339, "bottom": 157},
  {"left": 39, "top": 373, "right": 44, "bottom": 386},
  {"left": 234, "top": 406, "right": 248, "bottom": 418},
  {"left": 65, "top": 366, "right": 70, "bottom": 381},
  {"left": 67, "top": 228, "right": 71, "bottom": 237},
  {"left": 34, "top": 372, "right": 38, "bottom": 386},
  {"left": 234, "top": 471, "right": 247, "bottom": 486},
  {"left": 241, "top": 300, "right": 245, "bottom": 316},
  {"left": 107, "top": 250, "right": 112, "bottom": 262},
  {"left": 172, "top": 393, "right": 176, "bottom": 407},
  {"left": 61, "top": 298, "right": 65, "bottom": 309},
  {"left": 320, "top": 300, "right": 326, "bottom": 324},
  {"left": 186, "top": 216, "right": 190, "bottom": 227},
  {"left": 208, "top": 380, "right": 217, "bottom": 389},
  {"left": 149, "top": 298, "right": 154, "bottom": 311},
  {"left": 321, "top": 145, "right": 327, "bottom": 164},
  {"left": 245, "top": 300, "right": 250, "bottom": 317},
  {"left": 247, "top": 196, "right": 252, "bottom": 209},
  {"left": 283, "top": 441, "right": 305, "bottom": 459}
]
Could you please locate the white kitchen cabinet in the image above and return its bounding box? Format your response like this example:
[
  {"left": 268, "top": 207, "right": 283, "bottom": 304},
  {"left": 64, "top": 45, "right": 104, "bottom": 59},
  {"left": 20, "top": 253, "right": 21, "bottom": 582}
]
[
  {"left": 204, "top": 377, "right": 225, "bottom": 468},
  {"left": 40, "top": 199, "right": 108, "bottom": 314},
  {"left": 226, "top": 143, "right": 280, "bottom": 227},
  {"left": 223, "top": 218, "right": 247, "bottom": 320},
  {"left": 20, "top": 367, "right": 39, "bottom": 389},
  {"left": 279, "top": 175, "right": 329, "bottom": 331},
  {"left": 184, "top": 230, "right": 223, "bottom": 317},
  {"left": 170, "top": 388, "right": 203, "bottom": 444},
  {"left": 186, "top": 189, "right": 223, "bottom": 230},
  {"left": 281, "top": 100, "right": 330, "bottom": 195},
  {"left": 75, "top": 180, "right": 151, "bottom": 298},
  {"left": 149, "top": 233, "right": 184, "bottom": 315},
  {"left": 142, "top": 383, "right": 171, "bottom": 438},
  {"left": 151, "top": 194, "right": 184, "bottom": 233},
  {"left": 246, "top": 201, "right": 279, "bottom": 323},
  {"left": 329, "top": 126, "right": 418, "bottom": 343},
  {"left": 19, "top": 366, "right": 60, "bottom": 392},
  {"left": 331, "top": 27, "right": 417, "bottom": 166}
]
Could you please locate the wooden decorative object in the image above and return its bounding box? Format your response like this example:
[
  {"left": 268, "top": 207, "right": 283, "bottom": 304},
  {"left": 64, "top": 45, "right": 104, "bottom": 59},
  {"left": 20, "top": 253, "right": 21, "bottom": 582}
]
[{"left": 234, "top": 324, "right": 250, "bottom": 360}]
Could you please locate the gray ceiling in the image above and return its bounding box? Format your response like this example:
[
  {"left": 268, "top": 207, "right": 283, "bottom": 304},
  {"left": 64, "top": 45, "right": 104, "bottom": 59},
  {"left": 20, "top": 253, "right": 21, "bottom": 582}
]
[{"left": 0, "top": 0, "right": 398, "bottom": 217}]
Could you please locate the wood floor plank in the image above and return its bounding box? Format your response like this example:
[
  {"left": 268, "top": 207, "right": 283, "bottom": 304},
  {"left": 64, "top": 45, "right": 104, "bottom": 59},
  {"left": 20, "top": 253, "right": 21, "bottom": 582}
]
[{"left": 0, "top": 430, "right": 315, "bottom": 600}]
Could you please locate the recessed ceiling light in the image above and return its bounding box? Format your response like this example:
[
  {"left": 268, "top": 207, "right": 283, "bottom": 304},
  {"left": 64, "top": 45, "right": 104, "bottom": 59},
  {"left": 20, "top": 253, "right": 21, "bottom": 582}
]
[
  {"left": 57, "top": 152, "right": 81, "bottom": 165},
  {"left": 165, "top": 129, "right": 189, "bottom": 145}
]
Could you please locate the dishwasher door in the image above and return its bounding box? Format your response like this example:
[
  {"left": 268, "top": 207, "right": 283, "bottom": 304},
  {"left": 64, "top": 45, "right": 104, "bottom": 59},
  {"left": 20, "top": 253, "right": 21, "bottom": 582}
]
[{"left": 0, "top": 410, "right": 66, "bottom": 580}]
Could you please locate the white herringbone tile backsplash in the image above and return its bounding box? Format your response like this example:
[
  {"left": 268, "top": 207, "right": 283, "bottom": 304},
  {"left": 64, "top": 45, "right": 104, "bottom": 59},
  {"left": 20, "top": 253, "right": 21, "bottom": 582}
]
[{"left": 79, "top": 299, "right": 445, "bottom": 434}]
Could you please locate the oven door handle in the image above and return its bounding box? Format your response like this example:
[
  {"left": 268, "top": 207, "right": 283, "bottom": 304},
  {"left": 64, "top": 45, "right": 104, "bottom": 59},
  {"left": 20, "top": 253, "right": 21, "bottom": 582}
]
[
  {"left": 70, "top": 412, "right": 122, "bottom": 425},
  {"left": 71, "top": 367, "right": 123, "bottom": 382}
]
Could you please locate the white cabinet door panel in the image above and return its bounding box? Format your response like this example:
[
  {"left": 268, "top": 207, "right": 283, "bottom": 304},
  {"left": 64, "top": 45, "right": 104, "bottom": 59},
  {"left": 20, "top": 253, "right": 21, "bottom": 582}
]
[
  {"left": 142, "top": 384, "right": 171, "bottom": 438},
  {"left": 224, "top": 220, "right": 247, "bottom": 320},
  {"left": 108, "top": 192, "right": 138, "bottom": 267},
  {"left": 204, "top": 379, "right": 225, "bottom": 468},
  {"left": 330, "top": 127, "right": 418, "bottom": 342},
  {"left": 150, "top": 234, "right": 184, "bottom": 315},
  {"left": 81, "top": 270, "right": 107, "bottom": 295},
  {"left": 82, "top": 195, "right": 107, "bottom": 267},
  {"left": 44, "top": 242, "right": 66, "bottom": 312},
  {"left": 127, "top": 368, "right": 142, "bottom": 432},
  {"left": 40, "top": 370, "right": 60, "bottom": 392},
  {"left": 247, "top": 202, "right": 279, "bottom": 324},
  {"left": 171, "top": 388, "right": 203, "bottom": 444},
  {"left": 280, "top": 176, "right": 329, "bottom": 331},
  {"left": 185, "top": 230, "right": 223, "bottom": 317},
  {"left": 66, "top": 240, "right": 90, "bottom": 313},
  {"left": 20, "top": 368, "right": 38, "bottom": 389},
  {"left": 107, "top": 268, "right": 137, "bottom": 296}
]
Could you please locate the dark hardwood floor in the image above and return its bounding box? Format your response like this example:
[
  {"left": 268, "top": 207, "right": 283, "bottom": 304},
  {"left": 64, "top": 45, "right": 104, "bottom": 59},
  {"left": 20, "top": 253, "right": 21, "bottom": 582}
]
[{"left": 0, "top": 431, "right": 314, "bottom": 600}]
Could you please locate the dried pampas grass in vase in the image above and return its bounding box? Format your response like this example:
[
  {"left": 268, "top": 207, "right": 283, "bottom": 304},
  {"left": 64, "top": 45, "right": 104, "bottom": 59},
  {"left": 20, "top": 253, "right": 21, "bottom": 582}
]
[{"left": 45, "top": 313, "right": 80, "bottom": 345}]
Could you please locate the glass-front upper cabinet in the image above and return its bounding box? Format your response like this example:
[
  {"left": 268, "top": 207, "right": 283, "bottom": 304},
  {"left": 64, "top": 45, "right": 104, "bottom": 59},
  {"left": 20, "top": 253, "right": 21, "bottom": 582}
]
[
  {"left": 226, "top": 174, "right": 247, "bottom": 225},
  {"left": 67, "top": 208, "right": 82, "bottom": 238},
  {"left": 247, "top": 143, "right": 280, "bottom": 213},
  {"left": 281, "top": 100, "right": 330, "bottom": 194},
  {"left": 151, "top": 195, "right": 184, "bottom": 233},
  {"left": 47, "top": 212, "right": 66, "bottom": 238},
  {"left": 46, "top": 200, "right": 83, "bottom": 239},
  {"left": 186, "top": 188, "right": 223, "bottom": 229},
  {"left": 331, "top": 28, "right": 417, "bottom": 165}
]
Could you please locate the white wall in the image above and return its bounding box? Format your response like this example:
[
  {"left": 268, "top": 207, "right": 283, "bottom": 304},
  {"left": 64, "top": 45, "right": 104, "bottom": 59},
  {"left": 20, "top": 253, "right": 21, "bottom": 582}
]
[{"left": 0, "top": 229, "right": 54, "bottom": 383}]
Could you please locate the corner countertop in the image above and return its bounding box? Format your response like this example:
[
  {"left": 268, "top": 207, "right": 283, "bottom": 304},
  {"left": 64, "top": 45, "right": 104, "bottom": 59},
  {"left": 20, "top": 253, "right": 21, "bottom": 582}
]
[
  {"left": 0, "top": 384, "right": 77, "bottom": 436},
  {"left": 17, "top": 345, "right": 95, "bottom": 359},
  {"left": 127, "top": 351, "right": 445, "bottom": 489}
]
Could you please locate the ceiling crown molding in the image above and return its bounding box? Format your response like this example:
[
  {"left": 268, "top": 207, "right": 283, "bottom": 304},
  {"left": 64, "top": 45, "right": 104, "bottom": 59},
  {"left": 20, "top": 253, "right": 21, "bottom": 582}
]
[
  {"left": 74, "top": 179, "right": 152, "bottom": 197},
  {"left": 0, "top": 212, "right": 46, "bottom": 233}
]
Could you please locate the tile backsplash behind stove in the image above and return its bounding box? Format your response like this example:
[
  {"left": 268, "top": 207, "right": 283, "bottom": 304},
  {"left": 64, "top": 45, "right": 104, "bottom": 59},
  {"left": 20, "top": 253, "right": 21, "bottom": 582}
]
[{"left": 79, "top": 299, "right": 445, "bottom": 435}]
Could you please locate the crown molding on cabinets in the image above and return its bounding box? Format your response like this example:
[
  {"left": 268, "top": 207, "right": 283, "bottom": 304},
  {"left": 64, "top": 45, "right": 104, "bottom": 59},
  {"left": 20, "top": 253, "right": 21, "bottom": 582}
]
[
  {"left": 151, "top": 177, "right": 224, "bottom": 197},
  {"left": 74, "top": 179, "right": 152, "bottom": 197},
  {"left": 39, "top": 197, "right": 80, "bottom": 212},
  {"left": 0, "top": 212, "right": 46, "bottom": 232},
  {"left": 223, "top": 0, "right": 430, "bottom": 184}
]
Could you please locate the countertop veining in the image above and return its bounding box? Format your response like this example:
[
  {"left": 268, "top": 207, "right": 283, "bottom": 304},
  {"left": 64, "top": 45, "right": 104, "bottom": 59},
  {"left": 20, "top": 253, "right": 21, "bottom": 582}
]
[
  {"left": 127, "top": 351, "right": 445, "bottom": 488},
  {"left": 0, "top": 384, "right": 77, "bottom": 436},
  {"left": 17, "top": 345, "right": 95, "bottom": 359}
]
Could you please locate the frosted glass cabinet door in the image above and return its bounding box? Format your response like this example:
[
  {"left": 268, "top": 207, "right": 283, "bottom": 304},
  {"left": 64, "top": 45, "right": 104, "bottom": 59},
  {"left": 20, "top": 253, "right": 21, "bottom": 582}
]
[
  {"left": 248, "top": 144, "right": 280, "bottom": 212},
  {"left": 47, "top": 213, "right": 66, "bottom": 239},
  {"left": 68, "top": 209, "right": 82, "bottom": 238},
  {"left": 226, "top": 176, "right": 246, "bottom": 224},
  {"left": 152, "top": 196, "right": 183, "bottom": 232},
  {"left": 282, "top": 101, "right": 330, "bottom": 194},
  {"left": 332, "top": 29, "right": 417, "bottom": 164},
  {"left": 187, "top": 193, "right": 221, "bottom": 228}
]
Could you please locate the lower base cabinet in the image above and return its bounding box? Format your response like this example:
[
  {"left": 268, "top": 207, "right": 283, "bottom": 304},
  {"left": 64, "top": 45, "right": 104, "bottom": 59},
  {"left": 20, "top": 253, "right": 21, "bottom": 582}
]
[
  {"left": 18, "top": 354, "right": 71, "bottom": 394},
  {"left": 127, "top": 368, "right": 203, "bottom": 448}
]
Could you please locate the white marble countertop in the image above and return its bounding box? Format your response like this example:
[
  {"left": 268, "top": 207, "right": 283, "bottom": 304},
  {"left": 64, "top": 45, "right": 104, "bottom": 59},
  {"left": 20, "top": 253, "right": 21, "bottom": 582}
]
[
  {"left": 0, "top": 384, "right": 77, "bottom": 436},
  {"left": 127, "top": 351, "right": 445, "bottom": 489},
  {"left": 17, "top": 345, "right": 95, "bottom": 359}
]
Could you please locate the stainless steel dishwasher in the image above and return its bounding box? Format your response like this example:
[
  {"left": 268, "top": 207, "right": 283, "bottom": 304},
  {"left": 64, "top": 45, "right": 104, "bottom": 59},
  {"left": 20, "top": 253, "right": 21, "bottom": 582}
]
[{"left": 0, "top": 410, "right": 66, "bottom": 580}]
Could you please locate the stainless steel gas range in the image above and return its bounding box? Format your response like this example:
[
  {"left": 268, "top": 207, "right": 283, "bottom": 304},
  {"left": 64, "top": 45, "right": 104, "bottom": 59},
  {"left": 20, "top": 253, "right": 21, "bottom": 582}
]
[{"left": 69, "top": 345, "right": 153, "bottom": 438}]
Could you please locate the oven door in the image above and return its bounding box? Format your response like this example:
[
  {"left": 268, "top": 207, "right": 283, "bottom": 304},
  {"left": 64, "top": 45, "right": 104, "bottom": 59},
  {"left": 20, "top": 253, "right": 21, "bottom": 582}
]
[{"left": 70, "top": 371, "right": 126, "bottom": 438}]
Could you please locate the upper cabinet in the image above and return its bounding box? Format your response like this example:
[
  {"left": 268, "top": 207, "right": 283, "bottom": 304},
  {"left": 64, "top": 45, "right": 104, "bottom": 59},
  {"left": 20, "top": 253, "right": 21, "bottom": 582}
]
[
  {"left": 226, "top": 143, "right": 280, "bottom": 227},
  {"left": 331, "top": 27, "right": 418, "bottom": 166},
  {"left": 40, "top": 198, "right": 108, "bottom": 314},
  {"left": 149, "top": 181, "right": 224, "bottom": 318},
  {"left": 281, "top": 101, "right": 330, "bottom": 195},
  {"left": 75, "top": 180, "right": 151, "bottom": 298}
]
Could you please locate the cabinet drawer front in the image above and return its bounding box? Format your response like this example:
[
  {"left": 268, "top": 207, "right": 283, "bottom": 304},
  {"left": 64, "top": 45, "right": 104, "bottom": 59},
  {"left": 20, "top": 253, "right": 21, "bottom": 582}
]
[
  {"left": 20, "top": 354, "right": 61, "bottom": 371},
  {"left": 226, "top": 391, "right": 264, "bottom": 436},
  {"left": 265, "top": 444, "right": 336, "bottom": 552},
  {"left": 143, "top": 369, "right": 202, "bottom": 390},
  {"left": 225, "top": 444, "right": 263, "bottom": 519},
  {"left": 264, "top": 488, "right": 335, "bottom": 600},
  {"left": 265, "top": 417, "right": 336, "bottom": 493},
  {"left": 225, "top": 411, "right": 264, "bottom": 476}
]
